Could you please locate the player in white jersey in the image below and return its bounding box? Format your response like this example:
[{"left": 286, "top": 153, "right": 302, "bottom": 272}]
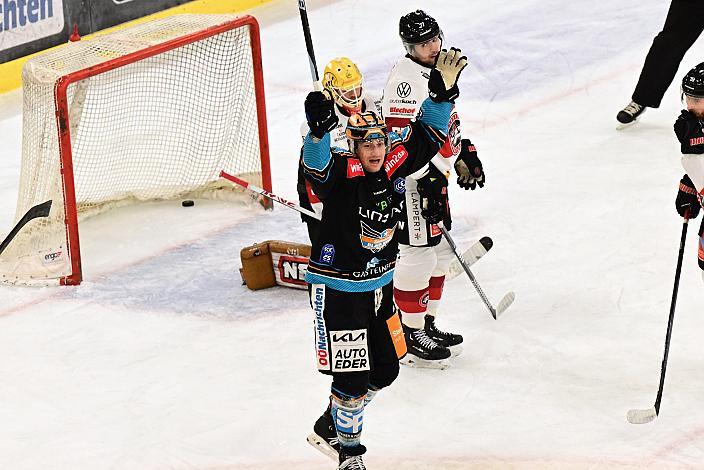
[
  {"left": 298, "top": 57, "right": 380, "bottom": 243},
  {"left": 382, "top": 10, "right": 485, "bottom": 367},
  {"left": 673, "top": 62, "right": 704, "bottom": 280}
]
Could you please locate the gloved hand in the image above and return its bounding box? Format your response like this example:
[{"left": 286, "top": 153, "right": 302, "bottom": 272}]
[
  {"left": 305, "top": 91, "right": 338, "bottom": 139},
  {"left": 416, "top": 168, "right": 451, "bottom": 228},
  {"left": 674, "top": 110, "right": 704, "bottom": 154},
  {"left": 454, "top": 139, "right": 484, "bottom": 190},
  {"left": 675, "top": 174, "right": 701, "bottom": 219},
  {"left": 428, "top": 47, "right": 468, "bottom": 103}
]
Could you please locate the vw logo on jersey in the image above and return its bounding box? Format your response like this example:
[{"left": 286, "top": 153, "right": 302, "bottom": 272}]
[
  {"left": 393, "top": 177, "right": 406, "bottom": 194},
  {"left": 396, "top": 82, "right": 412, "bottom": 98}
]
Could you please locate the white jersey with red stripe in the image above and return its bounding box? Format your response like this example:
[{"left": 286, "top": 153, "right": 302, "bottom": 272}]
[
  {"left": 682, "top": 153, "right": 704, "bottom": 199},
  {"left": 382, "top": 55, "right": 461, "bottom": 176},
  {"left": 382, "top": 55, "right": 461, "bottom": 246}
]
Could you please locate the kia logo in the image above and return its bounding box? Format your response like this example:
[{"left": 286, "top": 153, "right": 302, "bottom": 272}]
[{"left": 396, "top": 82, "right": 411, "bottom": 98}]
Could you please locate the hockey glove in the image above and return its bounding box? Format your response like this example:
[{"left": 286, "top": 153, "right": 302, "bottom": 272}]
[
  {"left": 305, "top": 91, "right": 338, "bottom": 139},
  {"left": 416, "top": 168, "right": 451, "bottom": 229},
  {"left": 676, "top": 174, "right": 701, "bottom": 219},
  {"left": 674, "top": 110, "right": 704, "bottom": 154},
  {"left": 454, "top": 139, "right": 484, "bottom": 190},
  {"left": 428, "top": 47, "right": 468, "bottom": 103}
]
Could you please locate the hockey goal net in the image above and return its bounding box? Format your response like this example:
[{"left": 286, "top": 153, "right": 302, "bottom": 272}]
[{"left": 0, "top": 14, "right": 271, "bottom": 286}]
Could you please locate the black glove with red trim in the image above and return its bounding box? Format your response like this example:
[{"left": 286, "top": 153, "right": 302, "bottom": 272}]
[
  {"left": 675, "top": 174, "right": 700, "bottom": 219},
  {"left": 416, "top": 167, "right": 451, "bottom": 229},
  {"left": 454, "top": 139, "right": 484, "bottom": 190}
]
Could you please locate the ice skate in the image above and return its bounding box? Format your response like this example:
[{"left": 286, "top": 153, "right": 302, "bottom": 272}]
[
  {"left": 616, "top": 100, "right": 646, "bottom": 129},
  {"left": 306, "top": 409, "right": 339, "bottom": 461},
  {"left": 338, "top": 445, "right": 367, "bottom": 470},
  {"left": 400, "top": 324, "right": 451, "bottom": 369},
  {"left": 424, "top": 314, "right": 463, "bottom": 357}
]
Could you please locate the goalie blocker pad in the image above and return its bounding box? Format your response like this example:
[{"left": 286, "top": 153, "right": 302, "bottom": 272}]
[{"left": 240, "top": 240, "right": 311, "bottom": 290}]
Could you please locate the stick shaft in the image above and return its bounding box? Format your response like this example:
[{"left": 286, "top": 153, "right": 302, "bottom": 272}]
[
  {"left": 653, "top": 216, "right": 689, "bottom": 414},
  {"left": 439, "top": 224, "right": 497, "bottom": 319},
  {"left": 297, "top": 0, "right": 321, "bottom": 88},
  {"left": 0, "top": 200, "right": 52, "bottom": 256},
  {"left": 220, "top": 171, "right": 321, "bottom": 220}
]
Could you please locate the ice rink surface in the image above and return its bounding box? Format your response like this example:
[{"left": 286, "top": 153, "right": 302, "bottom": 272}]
[{"left": 2, "top": 0, "right": 704, "bottom": 468}]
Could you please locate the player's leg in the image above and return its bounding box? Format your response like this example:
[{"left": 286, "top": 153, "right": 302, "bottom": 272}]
[
  {"left": 393, "top": 244, "right": 451, "bottom": 367},
  {"left": 307, "top": 285, "right": 372, "bottom": 466},
  {"left": 632, "top": 1, "right": 704, "bottom": 108},
  {"left": 367, "top": 283, "right": 404, "bottom": 405},
  {"left": 425, "top": 237, "right": 464, "bottom": 355}
]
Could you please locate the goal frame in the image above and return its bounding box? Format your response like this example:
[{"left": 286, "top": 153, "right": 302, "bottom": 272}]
[{"left": 48, "top": 15, "right": 271, "bottom": 286}]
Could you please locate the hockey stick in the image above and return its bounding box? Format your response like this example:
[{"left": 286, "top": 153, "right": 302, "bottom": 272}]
[
  {"left": 0, "top": 200, "right": 53, "bottom": 256},
  {"left": 297, "top": 0, "right": 322, "bottom": 90},
  {"left": 220, "top": 171, "right": 321, "bottom": 220},
  {"left": 445, "top": 236, "right": 493, "bottom": 281},
  {"left": 627, "top": 214, "right": 690, "bottom": 424},
  {"left": 439, "top": 225, "right": 515, "bottom": 320}
]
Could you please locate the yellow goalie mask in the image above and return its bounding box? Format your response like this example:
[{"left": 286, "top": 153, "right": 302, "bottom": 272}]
[{"left": 322, "top": 57, "right": 364, "bottom": 113}]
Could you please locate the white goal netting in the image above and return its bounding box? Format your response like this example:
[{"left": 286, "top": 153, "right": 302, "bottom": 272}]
[{"left": 1, "top": 14, "right": 269, "bottom": 286}]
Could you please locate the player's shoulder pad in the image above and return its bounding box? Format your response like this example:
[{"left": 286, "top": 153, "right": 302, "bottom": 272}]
[
  {"left": 300, "top": 120, "right": 310, "bottom": 141},
  {"left": 389, "top": 127, "right": 411, "bottom": 145},
  {"left": 363, "top": 94, "right": 382, "bottom": 115}
]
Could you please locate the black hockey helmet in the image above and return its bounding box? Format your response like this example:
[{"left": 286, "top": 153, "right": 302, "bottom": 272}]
[
  {"left": 346, "top": 111, "right": 388, "bottom": 154},
  {"left": 682, "top": 62, "right": 704, "bottom": 98},
  {"left": 399, "top": 10, "right": 443, "bottom": 52}
]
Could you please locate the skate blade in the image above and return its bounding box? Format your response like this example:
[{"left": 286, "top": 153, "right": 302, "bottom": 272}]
[
  {"left": 400, "top": 355, "right": 451, "bottom": 370},
  {"left": 306, "top": 433, "right": 338, "bottom": 461},
  {"left": 616, "top": 120, "right": 638, "bottom": 131},
  {"left": 448, "top": 344, "right": 463, "bottom": 357}
]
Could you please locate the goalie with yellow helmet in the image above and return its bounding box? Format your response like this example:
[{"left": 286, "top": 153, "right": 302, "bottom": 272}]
[
  {"left": 301, "top": 48, "right": 468, "bottom": 469},
  {"left": 297, "top": 57, "right": 381, "bottom": 243}
]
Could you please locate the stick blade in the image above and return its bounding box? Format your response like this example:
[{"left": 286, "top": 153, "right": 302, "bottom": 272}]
[
  {"left": 626, "top": 406, "right": 657, "bottom": 424},
  {"left": 495, "top": 291, "right": 516, "bottom": 318}
]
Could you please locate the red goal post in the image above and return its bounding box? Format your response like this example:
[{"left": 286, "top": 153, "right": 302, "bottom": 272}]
[{"left": 0, "top": 14, "right": 271, "bottom": 286}]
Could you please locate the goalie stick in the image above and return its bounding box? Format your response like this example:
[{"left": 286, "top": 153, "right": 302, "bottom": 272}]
[
  {"left": 440, "top": 225, "right": 515, "bottom": 320},
  {"left": 0, "top": 200, "right": 53, "bottom": 256},
  {"left": 627, "top": 215, "right": 690, "bottom": 424},
  {"left": 297, "top": 0, "right": 321, "bottom": 89},
  {"left": 220, "top": 171, "right": 321, "bottom": 220}
]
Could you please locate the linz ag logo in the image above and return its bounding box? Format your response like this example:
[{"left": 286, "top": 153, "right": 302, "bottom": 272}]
[{"left": 396, "top": 82, "right": 412, "bottom": 98}]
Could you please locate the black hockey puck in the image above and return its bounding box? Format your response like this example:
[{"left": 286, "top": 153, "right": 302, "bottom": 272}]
[{"left": 182, "top": 200, "right": 194, "bottom": 207}]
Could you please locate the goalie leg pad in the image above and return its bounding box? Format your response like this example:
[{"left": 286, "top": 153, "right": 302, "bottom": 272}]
[{"left": 240, "top": 240, "right": 311, "bottom": 290}]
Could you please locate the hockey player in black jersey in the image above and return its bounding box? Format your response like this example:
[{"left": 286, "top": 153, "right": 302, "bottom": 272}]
[{"left": 302, "top": 48, "right": 467, "bottom": 470}]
